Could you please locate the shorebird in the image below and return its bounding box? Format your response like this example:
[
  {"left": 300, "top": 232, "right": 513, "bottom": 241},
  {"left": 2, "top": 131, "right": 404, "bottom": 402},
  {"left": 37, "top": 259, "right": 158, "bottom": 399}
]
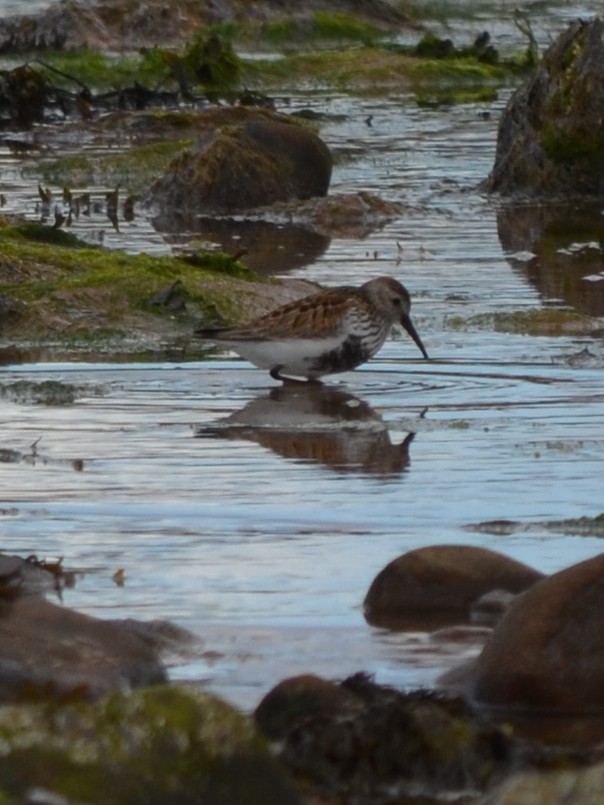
[{"left": 194, "top": 276, "right": 429, "bottom": 381}]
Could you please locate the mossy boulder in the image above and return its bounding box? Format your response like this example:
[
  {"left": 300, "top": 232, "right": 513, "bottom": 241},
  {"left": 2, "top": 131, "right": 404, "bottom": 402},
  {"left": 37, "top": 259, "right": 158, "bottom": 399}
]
[
  {"left": 144, "top": 107, "right": 332, "bottom": 221},
  {"left": 0, "top": 685, "right": 302, "bottom": 804},
  {"left": 484, "top": 17, "right": 604, "bottom": 197}
]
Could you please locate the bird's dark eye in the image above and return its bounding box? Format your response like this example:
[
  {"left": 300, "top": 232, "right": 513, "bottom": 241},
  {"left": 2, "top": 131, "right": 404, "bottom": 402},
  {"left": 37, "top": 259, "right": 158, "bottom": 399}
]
[{"left": 392, "top": 297, "right": 401, "bottom": 305}]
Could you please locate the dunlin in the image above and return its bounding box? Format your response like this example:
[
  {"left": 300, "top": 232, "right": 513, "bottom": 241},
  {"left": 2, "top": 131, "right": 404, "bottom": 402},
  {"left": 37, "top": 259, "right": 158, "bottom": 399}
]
[{"left": 194, "top": 276, "right": 429, "bottom": 381}]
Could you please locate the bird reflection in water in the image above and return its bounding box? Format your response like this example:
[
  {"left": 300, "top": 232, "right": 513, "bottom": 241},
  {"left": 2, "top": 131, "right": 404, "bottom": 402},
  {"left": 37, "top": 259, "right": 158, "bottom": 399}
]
[{"left": 195, "top": 383, "right": 425, "bottom": 477}]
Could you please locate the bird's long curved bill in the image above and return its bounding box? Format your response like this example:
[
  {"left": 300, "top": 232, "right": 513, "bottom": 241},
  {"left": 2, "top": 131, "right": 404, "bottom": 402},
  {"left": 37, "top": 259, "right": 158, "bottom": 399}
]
[{"left": 401, "top": 313, "right": 429, "bottom": 359}]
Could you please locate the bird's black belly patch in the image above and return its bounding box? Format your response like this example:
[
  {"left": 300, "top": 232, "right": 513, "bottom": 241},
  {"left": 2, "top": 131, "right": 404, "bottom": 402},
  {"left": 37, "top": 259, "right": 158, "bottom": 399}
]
[{"left": 310, "top": 335, "right": 369, "bottom": 375}]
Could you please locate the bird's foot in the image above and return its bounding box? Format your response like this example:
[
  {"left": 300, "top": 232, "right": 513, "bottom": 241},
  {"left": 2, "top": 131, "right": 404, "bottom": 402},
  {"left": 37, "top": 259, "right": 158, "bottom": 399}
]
[{"left": 270, "top": 365, "right": 323, "bottom": 386}]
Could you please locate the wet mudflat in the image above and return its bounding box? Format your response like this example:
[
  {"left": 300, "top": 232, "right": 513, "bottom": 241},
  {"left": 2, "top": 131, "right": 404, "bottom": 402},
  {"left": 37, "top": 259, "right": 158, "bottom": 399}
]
[{"left": 2, "top": 5, "right": 604, "bottom": 711}]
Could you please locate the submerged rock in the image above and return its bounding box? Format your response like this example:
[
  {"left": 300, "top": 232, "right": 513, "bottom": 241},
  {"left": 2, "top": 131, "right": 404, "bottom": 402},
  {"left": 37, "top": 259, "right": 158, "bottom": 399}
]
[
  {"left": 484, "top": 18, "right": 604, "bottom": 197},
  {"left": 363, "top": 545, "right": 543, "bottom": 629},
  {"left": 145, "top": 107, "right": 332, "bottom": 218}
]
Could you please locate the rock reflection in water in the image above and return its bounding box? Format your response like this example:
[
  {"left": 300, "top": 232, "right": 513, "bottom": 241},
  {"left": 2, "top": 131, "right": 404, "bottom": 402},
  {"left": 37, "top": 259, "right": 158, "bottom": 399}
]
[
  {"left": 497, "top": 203, "right": 604, "bottom": 317},
  {"left": 159, "top": 217, "right": 330, "bottom": 274},
  {"left": 196, "top": 383, "right": 420, "bottom": 476}
]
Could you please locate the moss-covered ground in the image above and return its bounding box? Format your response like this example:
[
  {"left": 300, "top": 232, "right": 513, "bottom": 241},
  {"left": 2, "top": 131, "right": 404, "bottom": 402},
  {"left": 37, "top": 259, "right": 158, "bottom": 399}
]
[
  {"left": 0, "top": 219, "right": 278, "bottom": 352},
  {"left": 0, "top": 685, "right": 301, "bottom": 805}
]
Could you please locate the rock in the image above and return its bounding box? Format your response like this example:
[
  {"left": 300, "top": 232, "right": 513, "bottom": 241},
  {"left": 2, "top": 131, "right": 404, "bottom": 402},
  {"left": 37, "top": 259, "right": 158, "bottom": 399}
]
[
  {"left": 363, "top": 545, "right": 543, "bottom": 629},
  {"left": 467, "top": 553, "right": 604, "bottom": 715},
  {"left": 276, "top": 191, "right": 403, "bottom": 238},
  {"left": 0, "top": 595, "right": 168, "bottom": 701},
  {"left": 0, "top": 0, "right": 409, "bottom": 52},
  {"left": 145, "top": 108, "right": 332, "bottom": 218},
  {"left": 156, "top": 190, "right": 399, "bottom": 255},
  {"left": 257, "top": 672, "right": 515, "bottom": 804},
  {"left": 484, "top": 18, "right": 604, "bottom": 197},
  {"left": 0, "top": 65, "right": 51, "bottom": 127},
  {"left": 0, "top": 1, "right": 111, "bottom": 51},
  {"left": 0, "top": 552, "right": 58, "bottom": 598},
  {"left": 0, "top": 0, "right": 203, "bottom": 51},
  {"left": 471, "top": 588, "right": 518, "bottom": 625},
  {"left": 255, "top": 673, "right": 363, "bottom": 740},
  {"left": 0, "top": 685, "right": 302, "bottom": 805}
]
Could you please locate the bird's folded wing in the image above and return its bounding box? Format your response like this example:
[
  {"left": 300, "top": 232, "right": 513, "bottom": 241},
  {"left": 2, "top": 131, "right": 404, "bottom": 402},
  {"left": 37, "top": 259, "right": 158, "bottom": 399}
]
[{"left": 199, "top": 291, "right": 354, "bottom": 341}]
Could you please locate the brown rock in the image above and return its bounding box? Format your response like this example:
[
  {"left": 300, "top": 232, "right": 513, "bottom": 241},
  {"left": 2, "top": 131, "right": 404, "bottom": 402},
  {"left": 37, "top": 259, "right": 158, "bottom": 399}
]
[
  {"left": 255, "top": 673, "right": 363, "bottom": 740},
  {"left": 0, "top": 553, "right": 57, "bottom": 598},
  {"left": 280, "top": 191, "right": 403, "bottom": 238},
  {"left": 468, "top": 553, "right": 604, "bottom": 714},
  {"left": 484, "top": 18, "right": 604, "bottom": 197},
  {"left": 471, "top": 588, "right": 518, "bottom": 625},
  {"left": 146, "top": 108, "right": 332, "bottom": 218},
  {"left": 364, "top": 545, "right": 543, "bottom": 629},
  {"left": 0, "top": 595, "right": 167, "bottom": 701},
  {"left": 259, "top": 673, "right": 515, "bottom": 804}
]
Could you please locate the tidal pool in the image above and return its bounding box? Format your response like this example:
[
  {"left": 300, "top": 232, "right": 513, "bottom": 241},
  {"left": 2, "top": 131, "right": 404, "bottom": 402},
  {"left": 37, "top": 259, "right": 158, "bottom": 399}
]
[
  {"left": 1, "top": 333, "right": 603, "bottom": 709},
  {"left": 1, "top": 4, "right": 604, "bottom": 710}
]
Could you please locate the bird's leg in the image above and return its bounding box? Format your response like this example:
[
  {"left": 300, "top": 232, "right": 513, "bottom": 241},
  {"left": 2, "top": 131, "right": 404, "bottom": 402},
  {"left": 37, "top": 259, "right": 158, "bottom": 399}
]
[{"left": 269, "top": 365, "right": 322, "bottom": 385}]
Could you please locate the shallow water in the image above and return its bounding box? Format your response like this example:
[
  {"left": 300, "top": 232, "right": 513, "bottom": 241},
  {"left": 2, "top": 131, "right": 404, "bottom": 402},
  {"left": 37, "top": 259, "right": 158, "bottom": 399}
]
[
  {"left": 1, "top": 340, "right": 603, "bottom": 708},
  {"left": 2, "top": 4, "right": 604, "bottom": 711},
  {"left": 0, "top": 1, "right": 51, "bottom": 13}
]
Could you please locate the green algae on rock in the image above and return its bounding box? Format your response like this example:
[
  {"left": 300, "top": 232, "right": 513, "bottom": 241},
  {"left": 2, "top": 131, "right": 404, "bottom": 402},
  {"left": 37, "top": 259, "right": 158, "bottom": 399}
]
[
  {"left": 484, "top": 18, "right": 604, "bottom": 197},
  {"left": 467, "top": 513, "right": 604, "bottom": 539},
  {"left": 0, "top": 0, "right": 410, "bottom": 53},
  {"left": 0, "top": 219, "right": 249, "bottom": 330},
  {"left": 32, "top": 138, "right": 194, "bottom": 195},
  {"left": 0, "top": 218, "right": 316, "bottom": 351},
  {"left": 446, "top": 308, "right": 599, "bottom": 337},
  {"left": 144, "top": 108, "right": 332, "bottom": 219},
  {"left": 0, "top": 379, "right": 101, "bottom": 405},
  {"left": 4, "top": 18, "right": 521, "bottom": 110},
  {"left": 0, "top": 685, "right": 301, "bottom": 805}
]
